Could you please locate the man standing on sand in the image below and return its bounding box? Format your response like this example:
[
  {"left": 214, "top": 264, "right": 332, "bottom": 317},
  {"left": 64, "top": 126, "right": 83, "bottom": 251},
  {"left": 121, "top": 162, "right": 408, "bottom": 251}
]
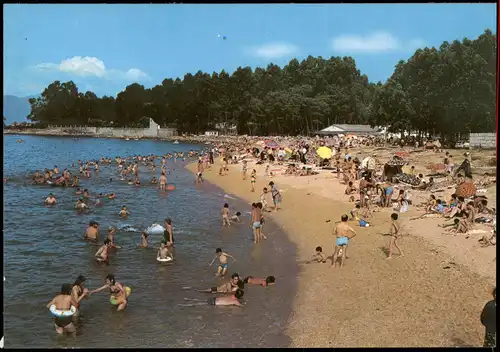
[
  {"left": 480, "top": 287, "right": 496, "bottom": 347},
  {"left": 331, "top": 214, "right": 357, "bottom": 268}
]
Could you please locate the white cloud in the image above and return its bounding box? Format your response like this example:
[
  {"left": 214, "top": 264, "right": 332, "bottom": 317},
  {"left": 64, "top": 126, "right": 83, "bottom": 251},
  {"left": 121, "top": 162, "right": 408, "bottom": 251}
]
[
  {"left": 35, "top": 56, "right": 149, "bottom": 81},
  {"left": 331, "top": 32, "right": 425, "bottom": 54},
  {"left": 248, "top": 43, "right": 298, "bottom": 59}
]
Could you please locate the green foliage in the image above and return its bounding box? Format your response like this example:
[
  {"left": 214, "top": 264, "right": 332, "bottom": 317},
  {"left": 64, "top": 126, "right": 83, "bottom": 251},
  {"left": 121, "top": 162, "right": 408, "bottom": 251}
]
[{"left": 27, "top": 30, "right": 496, "bottom": 138}]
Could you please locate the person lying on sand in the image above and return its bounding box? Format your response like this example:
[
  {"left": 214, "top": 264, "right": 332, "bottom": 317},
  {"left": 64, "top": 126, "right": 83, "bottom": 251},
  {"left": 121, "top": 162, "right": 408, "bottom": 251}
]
[
  {"left": 306, "top": 246, "right": 327, "bottom": 263},
  {"left": 179, "top": 289, "right": 245, "bottom": 307},
  {"left": 242, "top": 275, "right": 276, "bottom": 287},
  {"left": 187, "top": 273, "right": 243, "bottom": 293},
  {"left": 230, "top": 212, "right": 242, "bottom": 222}
]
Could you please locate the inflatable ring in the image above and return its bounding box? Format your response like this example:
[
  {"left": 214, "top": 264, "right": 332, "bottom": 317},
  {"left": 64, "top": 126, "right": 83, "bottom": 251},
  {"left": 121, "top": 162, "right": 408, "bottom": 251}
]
[
  {"left": 49, "top": 305, "right": 77, "bottom": 318},
  {"left": 157, "top": 256, "right": 173, "bottom": 263},
  {"left": 147, "top": 224, "right": 165, "bottom": 235},
  {"left": 109, "top": 286, "right": 132, "bottom": 305}
]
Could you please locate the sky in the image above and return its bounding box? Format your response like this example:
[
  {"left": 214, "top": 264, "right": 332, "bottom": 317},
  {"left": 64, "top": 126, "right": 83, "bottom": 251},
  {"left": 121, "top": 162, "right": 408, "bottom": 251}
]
[{"left": 3, "top": 4, "right": 497, "bottom": 97}]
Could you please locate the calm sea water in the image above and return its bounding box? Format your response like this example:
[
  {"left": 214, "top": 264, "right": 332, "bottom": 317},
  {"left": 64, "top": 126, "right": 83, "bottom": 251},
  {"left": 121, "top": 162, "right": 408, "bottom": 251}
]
[{"left": 3, "top": 135, "right": 298, "bottom": 348}]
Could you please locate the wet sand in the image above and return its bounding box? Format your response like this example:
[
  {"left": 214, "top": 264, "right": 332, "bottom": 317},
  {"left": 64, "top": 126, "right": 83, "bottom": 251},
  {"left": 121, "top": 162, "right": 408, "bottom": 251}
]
[{"left": 187, "top": 159, "right": 495, "bottom": 347}]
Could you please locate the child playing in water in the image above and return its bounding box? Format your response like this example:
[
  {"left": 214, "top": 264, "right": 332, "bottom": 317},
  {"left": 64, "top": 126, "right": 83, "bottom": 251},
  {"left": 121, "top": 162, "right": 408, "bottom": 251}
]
[
  {"left": 119, "top": 206, "right": 130, "bottom": 218},
  {"left": 157, "top": 241, "right": 173, "bottom": 260},
  {"left": 231, "top": 212, "right": 241, "bottom": 222},
  {"left": 209, "top": 248, "right": 236, "bottom": 277},
  {"left": 250, "top": 169, "right": 256, "bottom": 192},
  {"left": 387, "top": 213, "right": 404, "bottom": 259},
  {"left": 221, "top": 203, "right": 231, "bottom": 227},
  {"left": 95, "top": 239, "right": 111, "bottom": 264},
  {"left": 306, "top": 246, "right": 327, "bottom": 263},
  {"left": 137, "top": 231, "right": 149, "bottom": 248}
]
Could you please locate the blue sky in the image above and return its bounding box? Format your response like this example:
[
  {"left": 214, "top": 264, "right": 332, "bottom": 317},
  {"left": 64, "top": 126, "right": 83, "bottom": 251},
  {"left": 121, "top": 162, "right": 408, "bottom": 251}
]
[{"left": 3, "top": 4, "right": 496, "bottom": 97}]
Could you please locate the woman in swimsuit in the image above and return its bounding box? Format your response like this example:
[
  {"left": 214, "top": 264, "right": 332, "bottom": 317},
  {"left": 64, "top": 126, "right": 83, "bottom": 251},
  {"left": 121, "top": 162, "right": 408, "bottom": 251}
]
[
  {"left": 46, "top": 283, "right": 78, "bottom": 334},
  {"left": 89, "top": 274, "right": 129, "bottom": 311},
  {"left": 95, "top": 239, "right": 111, "bottom": 264},
  {"left": 71, "top": 275, "right": 89, "bottom": 317}
]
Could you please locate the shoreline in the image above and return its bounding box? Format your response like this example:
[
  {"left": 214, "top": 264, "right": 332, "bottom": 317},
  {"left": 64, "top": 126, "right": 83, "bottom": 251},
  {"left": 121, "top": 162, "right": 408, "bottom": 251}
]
[{"left": 186, "top": 160, "right": 495, "bottom": 347}]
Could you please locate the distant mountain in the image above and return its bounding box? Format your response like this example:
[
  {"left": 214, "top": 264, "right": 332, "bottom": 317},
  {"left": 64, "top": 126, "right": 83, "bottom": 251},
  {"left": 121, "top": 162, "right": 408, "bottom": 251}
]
[{"left": 3, "top": 95, "right": 33, "bottom": 125}]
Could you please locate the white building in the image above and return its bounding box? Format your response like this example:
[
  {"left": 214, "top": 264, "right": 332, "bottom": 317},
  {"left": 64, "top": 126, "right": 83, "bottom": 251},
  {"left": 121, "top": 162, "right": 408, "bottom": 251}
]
[{"left": 205, "top": 130, "right": 219, "bottom": 136}]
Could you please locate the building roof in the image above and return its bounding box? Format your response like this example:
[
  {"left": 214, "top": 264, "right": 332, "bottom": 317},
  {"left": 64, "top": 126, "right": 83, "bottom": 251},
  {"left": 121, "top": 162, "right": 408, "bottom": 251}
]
[{"left": 320, "top": 124, "right": 381, "bottom": 134}]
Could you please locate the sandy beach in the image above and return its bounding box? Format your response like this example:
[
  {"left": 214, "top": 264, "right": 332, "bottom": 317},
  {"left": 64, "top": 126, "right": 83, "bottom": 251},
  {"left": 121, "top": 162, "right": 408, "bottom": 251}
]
[{"left": 186, "top": 147, "right": 496, "bottom": 347}]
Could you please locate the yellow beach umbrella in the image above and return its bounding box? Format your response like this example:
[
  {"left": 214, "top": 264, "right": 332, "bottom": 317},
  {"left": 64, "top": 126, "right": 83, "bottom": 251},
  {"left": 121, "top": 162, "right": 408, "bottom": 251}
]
[{"left": 316, "top": 146, "right": 333, "bottom": 159}]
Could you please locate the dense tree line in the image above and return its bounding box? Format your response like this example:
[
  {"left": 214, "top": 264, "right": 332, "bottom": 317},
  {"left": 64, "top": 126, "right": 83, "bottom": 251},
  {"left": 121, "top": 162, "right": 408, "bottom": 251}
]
[{"left": 27, "top": 29, "right": 496, "bottom": 141}]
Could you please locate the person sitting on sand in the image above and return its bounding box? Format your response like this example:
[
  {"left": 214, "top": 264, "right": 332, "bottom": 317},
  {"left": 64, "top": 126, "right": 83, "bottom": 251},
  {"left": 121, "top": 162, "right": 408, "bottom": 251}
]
[
  {"left": 350, "top": 205, "right": 360, "bottom": 220},
  {"left": 424, "top": 195, "right": 437, "bottom": 212},
  {"left": 179, "top": 288, "right": 245, "bottom": 308},
  {"left": 209, "top": 248, "right": 236, "bottom": 277},
  {"left": 345, "top": 181, "right": 357, "bottom": 195},
  {"left": 194, "top": 273, "right": 243, "bottom": 293},
  {"left": 95, "top": 239, "right": 111, "bottom": 264},
  {"left": 306, "top": 246, "right": 327, "bottom": 264},
  {"left": 386, "top": 213, "right": 405, "bottom": 259},
  {"left": 44, "top": 193, "right": 57, "bottom": 205},
  {"left": 46, "top": 283, "right": 78, "bottom": 334},
  {"left": 331, "top": 215, "right": 357, "bottom": 269}
]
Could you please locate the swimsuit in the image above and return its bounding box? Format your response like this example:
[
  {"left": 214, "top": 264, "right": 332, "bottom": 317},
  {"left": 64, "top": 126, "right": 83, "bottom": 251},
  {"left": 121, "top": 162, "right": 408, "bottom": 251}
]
[
  {"left": 385, "top": 187, "right": 393, "bottom": 195},
  {"left": 218, "top": 263, "right": 228, "bottom": 270},
  {"left": 336, "top": 237, "right": 349, "bottom": 246},
  {"left": 243, "top": 276, "right": 253, "bottom": 284},
  {"left": 54, "top": 316, "right": 73, "bottom": 328},
  {"left": 253, "top": 221, "right": 261, "bottom": 229}
]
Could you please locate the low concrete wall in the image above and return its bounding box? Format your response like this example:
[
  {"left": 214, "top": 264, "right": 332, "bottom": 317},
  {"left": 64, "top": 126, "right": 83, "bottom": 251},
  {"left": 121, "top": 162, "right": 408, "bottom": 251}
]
[
  {"left": 4, "top": 118, "right": 178, "bottom": 139},
  {"left": 469, "top": 133, "right": 496, "bottom": 149}
]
